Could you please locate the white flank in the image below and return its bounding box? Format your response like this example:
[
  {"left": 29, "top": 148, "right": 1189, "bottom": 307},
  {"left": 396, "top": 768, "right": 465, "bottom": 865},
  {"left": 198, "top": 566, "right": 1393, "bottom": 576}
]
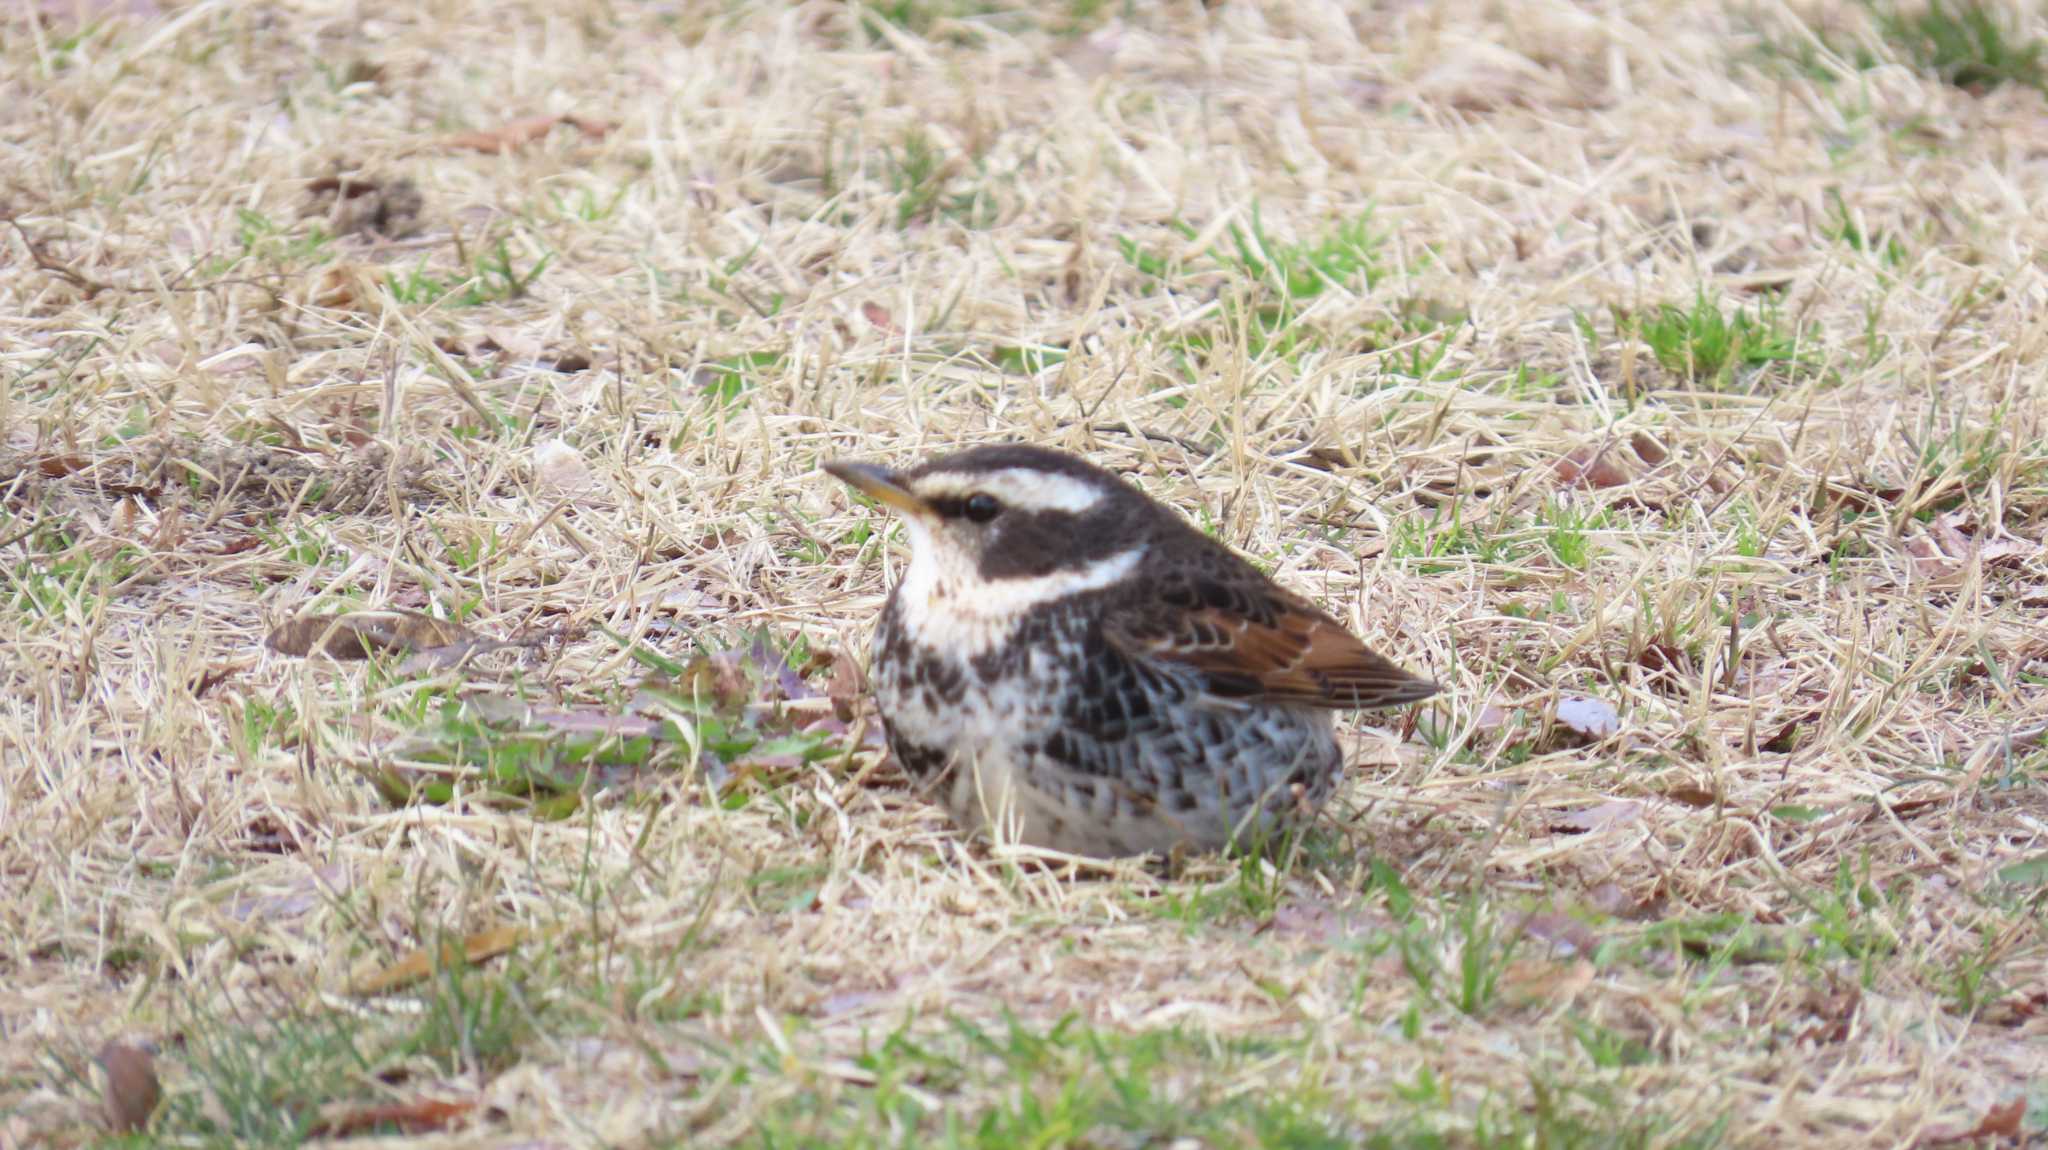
[{"left": 910, "top": 468, "right": 1105, "bottom": 514}]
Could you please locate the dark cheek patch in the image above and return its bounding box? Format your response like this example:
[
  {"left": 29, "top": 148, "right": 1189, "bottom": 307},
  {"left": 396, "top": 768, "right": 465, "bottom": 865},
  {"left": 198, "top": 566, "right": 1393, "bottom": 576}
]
[{"left": 974, "top": 510, "right": 1119, "bottom": 580}]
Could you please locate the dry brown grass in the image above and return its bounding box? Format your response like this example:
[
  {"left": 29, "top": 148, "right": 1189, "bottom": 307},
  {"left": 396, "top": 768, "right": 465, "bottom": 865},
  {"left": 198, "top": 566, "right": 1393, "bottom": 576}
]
[{"left": 5, "top": 0, "right": 2048, "bottom": 1146}]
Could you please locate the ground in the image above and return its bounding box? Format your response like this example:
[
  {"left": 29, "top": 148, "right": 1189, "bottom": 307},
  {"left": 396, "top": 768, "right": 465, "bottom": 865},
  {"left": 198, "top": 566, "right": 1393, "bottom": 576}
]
[{"left": 3, "top": 0, "right": 2048, "bottom": 1146}]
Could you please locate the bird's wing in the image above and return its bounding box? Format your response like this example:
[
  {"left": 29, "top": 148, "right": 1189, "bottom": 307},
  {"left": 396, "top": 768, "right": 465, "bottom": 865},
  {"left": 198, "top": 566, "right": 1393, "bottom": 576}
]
[{"left": 1104, "top": 567, "right": 1439, "bottom": 711}]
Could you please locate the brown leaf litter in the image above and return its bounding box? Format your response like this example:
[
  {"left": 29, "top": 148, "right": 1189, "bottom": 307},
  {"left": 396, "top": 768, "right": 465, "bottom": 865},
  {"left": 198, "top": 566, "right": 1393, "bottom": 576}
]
[
  {"left": 264, "top": 610, "right": 535, "bottom": 670},
  {"left": 436, "top": 113, "right": 613, "bottom": 154},
  {"left": 346, "top": 925, "right": 525, "bottom": 996},
  {"left": 95, "top": 1040, "right": 161, "bottom": 1134}
]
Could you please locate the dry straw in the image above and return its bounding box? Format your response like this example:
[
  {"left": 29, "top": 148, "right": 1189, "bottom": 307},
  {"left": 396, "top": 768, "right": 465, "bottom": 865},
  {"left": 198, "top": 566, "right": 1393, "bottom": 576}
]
[{"left": 2, "top": 0, "right": 2045, "bottom": 1145}]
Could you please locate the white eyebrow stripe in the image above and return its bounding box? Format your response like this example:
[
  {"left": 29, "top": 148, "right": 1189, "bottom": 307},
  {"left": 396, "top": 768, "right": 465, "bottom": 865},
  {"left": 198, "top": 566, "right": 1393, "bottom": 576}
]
[{"left": 911, "top": 468, "right": 1105, "bottom": 514}]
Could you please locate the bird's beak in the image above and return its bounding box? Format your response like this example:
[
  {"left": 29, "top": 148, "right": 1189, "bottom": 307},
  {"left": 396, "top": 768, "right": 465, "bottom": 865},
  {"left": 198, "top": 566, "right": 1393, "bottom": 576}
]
[{"left": 823, "top": 460, "right": 928, "bottom": 515}]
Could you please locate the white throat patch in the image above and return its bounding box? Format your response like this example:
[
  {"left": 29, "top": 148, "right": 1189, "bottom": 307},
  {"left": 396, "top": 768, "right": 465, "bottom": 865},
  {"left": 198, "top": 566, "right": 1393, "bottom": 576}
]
[{"left": 894, "top": 527, "right": 1144, "bottom": 656}]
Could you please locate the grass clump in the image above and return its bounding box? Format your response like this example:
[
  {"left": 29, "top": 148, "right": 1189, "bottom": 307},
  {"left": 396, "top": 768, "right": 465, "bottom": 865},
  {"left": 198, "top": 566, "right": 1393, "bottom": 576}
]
[
  {"left": 384, "top": 237, "right": 552, "bottom": 307},
  {"left": 1628, "top": 291, "right": 1808, "bottom": 389},
  {"left": 1745, "top": 0, "right": 2045, "bottom": 92},
  {"left": 1872, "top": 0, "right": 2046, "bottom": 92},
  {"left": 736, "top": 1017, "right": 1347, "bottom": 1148},
  {"left": 733, "top": 1013, "right": 1716, "bottom": 1149},
  {"left": 884, "top": 127, "right": 998, "bottom": 229},
  {"left": 1117, "top": 206, "right": 1384, "bottom": 305},
  {"left": 1118, "top": 206, "right": 1391, "bottom": 366}
]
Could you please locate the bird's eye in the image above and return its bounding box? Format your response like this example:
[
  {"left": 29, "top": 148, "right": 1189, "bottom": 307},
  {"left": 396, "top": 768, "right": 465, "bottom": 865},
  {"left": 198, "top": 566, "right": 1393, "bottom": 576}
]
[{"left": 964, "top": 493, "right": 1002, "bottom": 523}]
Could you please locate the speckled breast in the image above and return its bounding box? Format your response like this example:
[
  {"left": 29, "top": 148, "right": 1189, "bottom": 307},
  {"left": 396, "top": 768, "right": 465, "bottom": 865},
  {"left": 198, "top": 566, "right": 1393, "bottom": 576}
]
[{"left": 866, "top": 590, "right": 1346, "bottom": 856}]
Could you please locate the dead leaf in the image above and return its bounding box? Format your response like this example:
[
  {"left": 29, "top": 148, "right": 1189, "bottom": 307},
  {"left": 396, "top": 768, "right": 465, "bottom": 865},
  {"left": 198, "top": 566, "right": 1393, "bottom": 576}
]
[
  {"left": 1062, "top": 234, "right": 1086, "bottom": 303},
  {"left": 37, "top": 453, "right": 90, "bottom": 478},
  {"left": 225, "top": 863, "right": 345, "bottom": 922},
  {"left": 861, "top": 300, "right": 899, "bottom": 333},
  {"left": 1470, "top": 702, "right": 1516, "bottom": 736},
  {"left": 1924, "top": 511, "right": 2046, "bottom": 570},
  {"left": 1584, "top": 882, "right": 1638, "bottom": 917},
  {"left": 1881, "top": 796, "right": 1940, "bottom": 820},
  {"left": 265, "top": 610, "right": 478, "bottom": 660},
  {"left": 96, "top": 1040, "right": 161, "bottom": 1133},
  {"left": 1795, "top": 984, "right": 1862, "bottom": 1045},
  {"left": 441, "top": 114, "right": 561, "bottom": 153},
  {"left": 239, "top": 812, "right": 299, "bottom": 854},
  {"left": 305, "top": 174, "right": 422, "bottom": 237},
  {"left": 308, "top": 1097, "right": 476, "bottom": 1137},
  {"left": 394, "top": 640, "right": 514, "bottom": 675},
  {"left": 1636, "top": 641, "right": 1684, "bottom": 672},
  {"left": 306, "top": 173, "right": 374, "bottom": 198},
  {"left": 1761, "top": 715, "right": 1810, "bottom": 754},
  {"left": 1904, "top": 533, "right": 1957, "bottom": 579},
  {"left": 148, "top": 503, "right": 188, "bottom": 550},
  {"left": 1265, "top": 894, "right": 1392, "bottom": 943},
  {"left": 671, "top": 653, "right": 755, "bottom": 711},
  {"left": 1629, "top": 431, "right": 1669, "bottom": 466},
  {"left": 1553, "top": 695, "right": 1620, "bottom": 741},
  {"left": 1980, "top": 537, "right": 2041, "bottom": 567},
  {"left": 533, "top": 438, "right": 597, "bottom": 499},
  {"left": 1555, "top": 445, "right": 1632, "bottom": 489},
  {"left": 1918, "top": 1098, "right": 2025, "bottom": 1146},
  {"left": 1509, "top": 911, "right": 1602, "bottom": 957},
  {"left": 347, "top": 925, "right": 523, "bottom": 996},
  {"left": 1663, "top": 784, "right": 1716, "bottom": 808},
  {"left": 1496, "top": 958, "right": 1596, "bottom": 1007},
  {"left": 438, "top": 114, "right": 609, "bottom": 154},
  {"left": 1636, "top": 641, "right": 1688, "bottom": 685},
  {"left": 1550, "top": 799, "right": 1643, "bottom": 834},
  {"left": 471, "top": 328, "right": 539, "bottom": 359},
  {"left": 340, "top": 59, "right": 384, "bottom": 86},
  {"left": 1931, "top": 510, "right": 1973, "bottom": 559},
  {"left": 1055, "top": 23, "right": 1123, "bottom": 80},
  {"left": 821, "top": 649, "right": 866, "bottom": 721},
  {"left": 213, "top": 534, "right": 261, "bottom": 556},
  {"left": 755, "top": 636, "right": 817, "bottom": 702},
  {"left": 551, "top": 350, "right": 593, "bottom": 373},
  {"left": 818, "top": 986, "right": 901, "bottom": 1019},
  {"left": 189, "top": 662, "right": 246, "bottom": 698},
  {"left": 306, "top": 263, "right": 372, "bottom": 312}
]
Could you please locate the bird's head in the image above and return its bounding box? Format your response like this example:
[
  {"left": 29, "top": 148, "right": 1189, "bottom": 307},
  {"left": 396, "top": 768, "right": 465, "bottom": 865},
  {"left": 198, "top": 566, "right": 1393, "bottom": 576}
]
[{"left": 824, "top": 445, "right": 1153, "bottom": 594}]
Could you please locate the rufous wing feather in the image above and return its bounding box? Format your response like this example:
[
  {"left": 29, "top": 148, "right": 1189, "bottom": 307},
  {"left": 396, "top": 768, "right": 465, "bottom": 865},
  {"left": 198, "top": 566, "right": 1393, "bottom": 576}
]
[{"left": 1109, "top": 581, "right": 1439, "bottom": 710}]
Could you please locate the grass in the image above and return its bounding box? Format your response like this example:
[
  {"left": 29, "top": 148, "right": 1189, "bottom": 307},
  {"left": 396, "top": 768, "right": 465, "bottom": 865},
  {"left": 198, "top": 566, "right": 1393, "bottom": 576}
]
[
  {"left": 1747, "top": 0, "right": 2047, "bottom": 93},
  {"left": 383, "top": 237, "right": 553, "bottom": 307},
  {"left": 6, "top": 0, "right": 2048, "bottom": 1147},
  {"left": 1623, "top": 291, "right": 1810, "bottom": 391},
  {"left": 731, "top": 1011, "right": 1718, "bottom": 1148},
  {"left": 1873, "top": 0, "right": 2047, "bottom": 92},
  {"left": 1117, "top": 205, "right": 1396, "bottom": 365}
]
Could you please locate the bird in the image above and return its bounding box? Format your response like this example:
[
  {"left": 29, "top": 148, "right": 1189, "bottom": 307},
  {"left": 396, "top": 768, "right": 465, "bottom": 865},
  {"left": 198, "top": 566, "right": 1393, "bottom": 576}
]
[{"left": 823, "top": 443, "right": 1439, "bottom": 858}]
